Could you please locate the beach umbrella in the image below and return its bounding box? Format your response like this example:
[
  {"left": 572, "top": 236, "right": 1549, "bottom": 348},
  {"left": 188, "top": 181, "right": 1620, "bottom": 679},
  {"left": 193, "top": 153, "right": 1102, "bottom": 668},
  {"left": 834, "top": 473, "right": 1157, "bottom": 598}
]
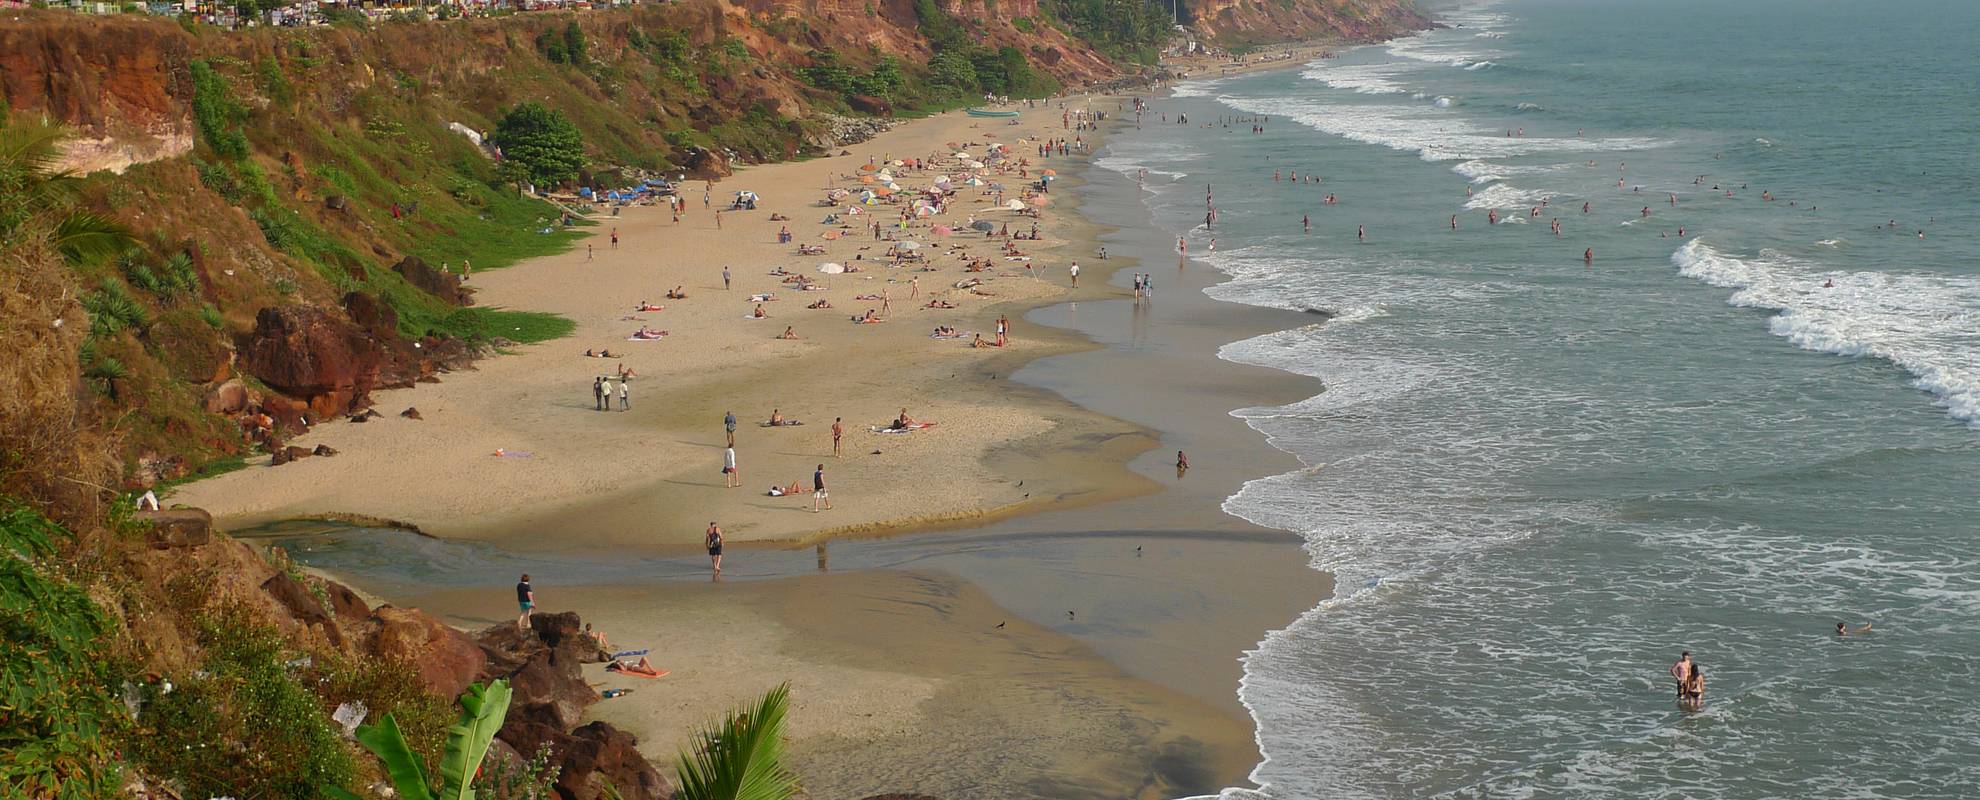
[
  {"left": 889, "top": 160, "right": 905, "bottom": 166},
  {"left": 1004, "top": 199, "right": 1027, "bottom": 211},
  {"left": 822, "top": 230, "right": 843, "bottom": 240},
  {"left": 859, "top": 163, "right": 879, "bottom": 172},
  {"left": 897, "top": 240, "right": 922, "bottom": 250},
  {"left": 858, "top": 174, "right": 876, "bottom": 184},
  {"left": 877, "top": 170, "right": 895, "bottom": 182},
  {"left": 873, "top": 186, "right": 895, "bottom": 196},
  {"left": 933, "top": 225, "right": 953, "bottom": 235},
  {"left": 970, "top": 220, "right": 995, "bottom": 232},
  {"left": 819, "top": 262, "right": 846, "bottom": 274},
  {"left": 954, "top": 151, "right": 972, "bottom": 159},
  {"left": 1042, "top": 169, "right": 1057, "bottom": 176},
  {"left": 965, "top": 177, "right": 984, "bottom": 186},
  {"left": 965, "top": 160, "right": 986, "bottom": 170},
  {"left": 915, "top": 206, "right": 935, "bottom": 217}
]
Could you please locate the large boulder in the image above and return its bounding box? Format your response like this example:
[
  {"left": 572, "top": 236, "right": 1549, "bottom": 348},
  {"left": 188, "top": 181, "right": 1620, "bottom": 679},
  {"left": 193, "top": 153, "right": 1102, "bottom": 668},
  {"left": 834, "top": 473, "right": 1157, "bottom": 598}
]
[
  {"left": 370, "top": 606, "right": 487, "bottom": 699},
  {"left": 341, "top": 291, "right": 399, "bottom": 339},
  {"left": 391, "top": 256, "right": 469, "bottom": 307},
  {"left": 203, "top": 379, "right": 250, "bottom": 414},
  {"left": 241, "top": 305, "right": 383, "bottom": 418},
  {"left": 552, "top": 722, "right": 670, "bottom": 800}
]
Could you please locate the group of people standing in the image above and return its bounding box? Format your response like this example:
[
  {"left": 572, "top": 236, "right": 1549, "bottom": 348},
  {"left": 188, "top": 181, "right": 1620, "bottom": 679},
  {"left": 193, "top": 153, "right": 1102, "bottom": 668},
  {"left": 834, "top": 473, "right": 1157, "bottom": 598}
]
[
  {"left": 592, "top": 376, "right": 629, "bottom": 411},
  {"left": 1669, "top": 651, "right": 1706, "bottom": 710}
]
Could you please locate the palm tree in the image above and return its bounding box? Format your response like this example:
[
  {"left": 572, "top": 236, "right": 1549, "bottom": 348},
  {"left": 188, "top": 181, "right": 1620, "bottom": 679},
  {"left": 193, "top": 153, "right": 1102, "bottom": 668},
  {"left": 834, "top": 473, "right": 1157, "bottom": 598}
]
[
  {"left": 0, "top": 118, "right": 133, "bottom": 265},
  {"left": 675, "top": 683, "right": 801, "bottom": 800}
]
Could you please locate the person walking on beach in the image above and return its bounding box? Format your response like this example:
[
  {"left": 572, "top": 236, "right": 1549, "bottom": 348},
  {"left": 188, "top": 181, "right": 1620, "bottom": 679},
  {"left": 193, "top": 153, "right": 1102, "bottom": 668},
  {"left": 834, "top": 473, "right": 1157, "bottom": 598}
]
[
  {"left": 831, "top": 417, "right": 844, "bottom": 457},
  {"left": 593, "top": 377, "right": 606, "bottom": 411},
  {"left": 996, "top": 314, "right": 1009, "bottom": 347},
  {"left": 723, "top": 445, "right": 740, "bottom": 487},
  {"left": 516, "top": 573, "right": 534, "bottom": 631},
  {"left": 610, "top": 227, "right": 619, "bottom": 249},
  {"left": 705, "top": 522, "right": 723, "bottom": 573},
  {"left": 723, "top": 266, "right": 731, "bottom": 290},
  {"left": 617, "top": 378, "right": 629, "bottom": 411},
  {"left": 812, "top": 464, "right": 833, "bottom": 512},
  {"left": 1069, "top": 261, "right": 1080, "bottom": 288},
  {"left": 725, "top": 411, "right": 737, "bottom": 446},
  {"left": 587, "top": 244, "right": 594, "bottom": 261}
]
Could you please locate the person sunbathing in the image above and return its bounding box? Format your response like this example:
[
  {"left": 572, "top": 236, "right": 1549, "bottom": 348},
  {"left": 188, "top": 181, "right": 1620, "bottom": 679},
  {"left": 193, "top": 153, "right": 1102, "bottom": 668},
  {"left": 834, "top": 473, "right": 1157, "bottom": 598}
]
[
  {"left": 666, "top": 286, "right": 688, "bottom": 299},
  {"left": 769, "top": 409, "right": 785, "bottom": 425},
  {"left": 854, "top": 293, "right": 883, "bottom": 301},
  {"left": 636, "top": 302, "right": 664, "bottom": 312},
  {"left": 892, "top": 408, "right": 918, "bottom": 429},
  {"left": 798, "top": 244, "right": 826, "bottom": 255},
  {"left": 931, "top": 326, "right": 959, "bottom": 337},
  {"left": 631, "top": 328, "right": 667, "bottom": 340},
  {"left": 752, "top": 304, "right": 769, "bottom": 319},
  {"left": 856, "top": 309, "right": 883, "bottom": 324},
  {"left": 607, "top": 656, "right": 662, "bottom": 677},
  {"left": 617, "top": 363, "right": 637, "bottom": 378},
  {"left": 584, "top": 349, "right": 596, "bottom": 357},
  {"left": 767, "top": 480, "right": 805, "bottom": 496},
  {"left": 807, "top": 299, "right": 833, "bottom": 309},
  {"left": 971, "top": 333, "right": 995, "bottom": 348},
  {"left": 584, "top": 623, "right": 609, "bottom": 649},
  {"left": 925, "top": 299, "right": 956, "bottom": 309},
  {"left": 599, "top": 349, "right": 619, "bottom": 358},
  {"left": 778, "top": 326, "right": 801, "bottom": 340},
  {"left": 769, "top": 212, "right": 790, "bottom": 221}
]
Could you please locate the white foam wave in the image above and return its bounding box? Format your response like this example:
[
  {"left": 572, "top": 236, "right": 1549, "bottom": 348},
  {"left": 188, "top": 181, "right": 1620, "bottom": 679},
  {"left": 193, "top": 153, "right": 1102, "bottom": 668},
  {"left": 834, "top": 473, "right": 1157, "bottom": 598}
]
[
  {"left": 1672, "top": 239, "right": 1980, "bottom": 425},
  {"left": 1432, "top": 96, "right": 1456, "bottom": 108},
  {"left": 1451, "top": 159, "right": 1574, "bottom": 184},
  {"left": 1298, "top": 62, "right": 1411, "bottom": 95},
  {"left": 1387, "top": 35, "right": 1497, "bottom": 68},
  {"left": 1169, "top": 76, "right": 1229, "bottom": 98},
  {"left": 1214, "top": 93, "right": 1663, "bottom": 162},
  {"left": 1462, "top": 182, "right": 1556, "bottom": 210},
  {"left": 1464, "top": 60, "right": 1498, "bottom": 71}
]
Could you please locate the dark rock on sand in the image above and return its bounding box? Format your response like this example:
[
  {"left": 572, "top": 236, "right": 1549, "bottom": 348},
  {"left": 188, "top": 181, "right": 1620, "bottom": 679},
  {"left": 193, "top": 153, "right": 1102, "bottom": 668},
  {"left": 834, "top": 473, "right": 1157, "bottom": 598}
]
[
  {"left": 312, "top": 444, "right": 338, "bottom": 457},
  {"left": 341, "top": 291, "right": 399, "bottom": 340},
  {"left": 554, "top": 722, "right": 670, "bottom": 800},
  {"left": 270, "top": 445, "right": 314, "bottom": 465},
  {"left": 475, "top": 613, "right": 664, "bottom": 800},
  {"left": 400, "top": 407, "right": 423, "bottom": 420}
]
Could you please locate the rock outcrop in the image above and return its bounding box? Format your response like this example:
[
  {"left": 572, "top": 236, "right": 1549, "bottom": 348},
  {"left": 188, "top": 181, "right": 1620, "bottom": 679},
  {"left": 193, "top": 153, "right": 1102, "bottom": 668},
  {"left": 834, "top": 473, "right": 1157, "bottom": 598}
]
[
  {"left": 475, "top": 613, "right": 669, "bottom": 800},
  {"left": 390, "top": 256, "right": 470, "bottom": 307},
  {"left": 240, "top": 305, "right": 383, "bottom": 419}
]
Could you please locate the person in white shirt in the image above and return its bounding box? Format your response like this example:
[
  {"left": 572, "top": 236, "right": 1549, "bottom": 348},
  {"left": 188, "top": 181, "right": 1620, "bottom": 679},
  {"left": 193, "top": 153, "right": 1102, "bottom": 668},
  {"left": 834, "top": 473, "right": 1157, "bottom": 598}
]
[
  {"left": 1069, "top": 261, "right": 1080, "bottom": 288},
  {"left": 617, "top": 379, "right": 629, "bottom": 411},
  {"left": 723, "top": 446, "right": 740, "bottom": 488}
]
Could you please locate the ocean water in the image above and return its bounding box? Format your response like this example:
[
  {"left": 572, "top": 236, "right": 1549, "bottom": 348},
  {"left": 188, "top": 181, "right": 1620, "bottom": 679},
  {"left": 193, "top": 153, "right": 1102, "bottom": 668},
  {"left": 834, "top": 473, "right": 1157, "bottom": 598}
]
[{"left": 1102, "top": 0, "right": 1980, "bottom": 796}]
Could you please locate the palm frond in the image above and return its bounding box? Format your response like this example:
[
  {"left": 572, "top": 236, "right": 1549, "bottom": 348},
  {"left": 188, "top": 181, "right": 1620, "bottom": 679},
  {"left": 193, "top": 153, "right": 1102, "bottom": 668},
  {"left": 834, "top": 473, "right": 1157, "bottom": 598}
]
[
  {"left": 675, "top": 682, "right": 800, "bottom": 800},
  {"left": 0, "top": 119, "right": 66, "bottom": 178},
  {"left": 355, "top": 713, "right": 439, "bottom": 800},
  {"left": 52, "top": 212, "right": 134, "bottom": 266}
]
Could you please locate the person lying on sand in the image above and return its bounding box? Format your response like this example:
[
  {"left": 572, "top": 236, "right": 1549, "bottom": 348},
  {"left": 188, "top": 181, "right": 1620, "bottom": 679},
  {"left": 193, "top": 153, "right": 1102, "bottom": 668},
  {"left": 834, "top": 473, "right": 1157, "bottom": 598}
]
[
  {"left": 931, "top": 326, "right": 961, "bottom": 338},
  {"left": 854, "top": 309, "right": 884, "bottom": 324},
  {"left": 635, "top": 302, "right": 665, "bottom": 312},
  {"left": 631, "top": 328, "right": 667, "bottom": 340},
  {"left": 798, "top": 244, "right": 826, "bottom": 255},
  {"left": 769, "top": 212, "right": 790, "bottom": 221},
  {"left": 925, "top": 299, "right": 957, "bottom": 309},
  {"left": 666, "top": 286, "right": 688, "bottom": 299},
  {"left": 807, "top": 299, "right": 833, "bottom": 309},
  {"left": 749, "top": 293, "right": 778, "bottom": 302},
  {"left": 767, "top": 480, "right": 806, "bottom": 496},
  {"left": 606, "top": 656, "right": 663, "bottom": 677},
  {"left": 778, "top": 326, "right": 801, "bottom": 340}
]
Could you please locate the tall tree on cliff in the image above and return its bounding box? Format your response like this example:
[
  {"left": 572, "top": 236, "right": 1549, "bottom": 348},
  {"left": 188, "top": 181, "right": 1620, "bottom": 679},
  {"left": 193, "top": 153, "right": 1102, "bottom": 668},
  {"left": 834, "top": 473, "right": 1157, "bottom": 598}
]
[{"left": 491, "top": 103, "right": 586, "bottom": 189}]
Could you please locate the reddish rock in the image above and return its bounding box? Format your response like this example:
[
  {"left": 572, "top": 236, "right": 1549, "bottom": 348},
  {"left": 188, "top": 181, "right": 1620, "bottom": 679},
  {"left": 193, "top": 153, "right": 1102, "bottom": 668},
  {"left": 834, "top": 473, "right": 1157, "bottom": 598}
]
[
  {"left": 241, "top": 305, "right": 383, "bottom": 419},
  {"left": 371, "top": 606, "right": 487, "bottom": 699},
  {"left": 270, "top": 445, "right": 314, "bottom": 465},
  {"left": 138, "top": 508, "right": 212, "bottom": 549},
  {"left": 847, "top": 94, "right": 893, "bottom": 117},
  {"left": 391, "top": 256, "right": 469, "bottom": 307},
  {"left": 312, "top": 444, "right": 338, "bottom": 456},
  {"left": 341, "top": 291, "right": 399, "bottom": 339},
  {"left": 261, "top": 570, "right": 346, "bottom": 648},
  {"left": 552, "top": 722, "right": 671, "bottom": 800},
  {"left": 400, "top": 407, "right": 423, "bottom": 420},
  {"left": 320, "top": 579, "right": 371, "bottom": 623}
]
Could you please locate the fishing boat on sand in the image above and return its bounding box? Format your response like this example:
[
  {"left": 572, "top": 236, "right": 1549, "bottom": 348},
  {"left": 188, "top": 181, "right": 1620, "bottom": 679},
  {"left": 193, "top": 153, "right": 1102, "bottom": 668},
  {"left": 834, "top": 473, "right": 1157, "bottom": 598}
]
[{"left": 965, "top": 108, "right": 1020, "bottom": 118}]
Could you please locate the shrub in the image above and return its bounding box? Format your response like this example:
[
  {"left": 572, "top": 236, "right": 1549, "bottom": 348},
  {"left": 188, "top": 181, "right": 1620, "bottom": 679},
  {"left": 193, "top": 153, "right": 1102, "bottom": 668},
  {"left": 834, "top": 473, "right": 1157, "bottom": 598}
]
[
  {"left": 188, "top": 60, "right": 249, "bottom": 159},
  {"left": 491, "top": 103, "right": 585, "bottom": 187}
]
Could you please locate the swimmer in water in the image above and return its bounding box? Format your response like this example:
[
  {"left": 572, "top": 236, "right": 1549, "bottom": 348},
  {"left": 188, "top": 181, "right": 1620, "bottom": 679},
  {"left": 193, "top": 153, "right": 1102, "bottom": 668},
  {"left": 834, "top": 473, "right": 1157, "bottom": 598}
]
[
  {"left": 1303, "top": 214, "right": 1310, "bottom": 233},
  {"left": 1823, "top": 278, "right": 1835, "bottom": 288},
  {"left": 1357, "top": 224, "right": 1366, "bottom": 242},
  {"left": 1582, "top": 202, "right": 1591, "bottom": 214},
  {"left": 1584, "top": 247, "right": 1593, "bottom": 263},
  {"left": 1836, "top": 622, "right": 1872, "bottom": 636},
  {"left": 1488, "top": 209, "right": 1498, "bottom": 225},
  {"left": 1451, "top": 214, "right": 1459, "bottom": 230}
]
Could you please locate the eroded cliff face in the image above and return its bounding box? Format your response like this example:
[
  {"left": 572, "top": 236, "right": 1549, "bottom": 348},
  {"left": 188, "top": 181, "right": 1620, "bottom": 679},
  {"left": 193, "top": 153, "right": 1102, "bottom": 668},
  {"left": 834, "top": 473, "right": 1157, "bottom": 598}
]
[
  {"left": 0, "top": 14, "right": 195, "bottom": 173},
  {"left": 1187, "top": 0, "right": 1430, "bottom": 45}
]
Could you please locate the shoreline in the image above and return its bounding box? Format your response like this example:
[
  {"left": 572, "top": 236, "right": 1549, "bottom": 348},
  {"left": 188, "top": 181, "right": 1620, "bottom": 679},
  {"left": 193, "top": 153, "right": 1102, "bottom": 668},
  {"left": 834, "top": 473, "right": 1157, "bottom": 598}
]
[{"left": 212, "top": 59, "right": 1339, "bottom": 798}]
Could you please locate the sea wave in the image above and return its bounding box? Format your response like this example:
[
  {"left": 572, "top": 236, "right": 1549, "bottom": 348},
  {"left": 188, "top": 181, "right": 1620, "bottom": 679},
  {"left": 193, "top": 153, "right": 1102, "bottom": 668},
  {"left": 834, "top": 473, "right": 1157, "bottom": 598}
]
[
  {"left": 1672, "top": 239, "right": 1980, "bottom": 425},
  {"left": 1298, "top": 62, "right": 1411, "bottom": 95},
  {"left": 1213, "top": 93, "right": 1662, "bottom": 162}
]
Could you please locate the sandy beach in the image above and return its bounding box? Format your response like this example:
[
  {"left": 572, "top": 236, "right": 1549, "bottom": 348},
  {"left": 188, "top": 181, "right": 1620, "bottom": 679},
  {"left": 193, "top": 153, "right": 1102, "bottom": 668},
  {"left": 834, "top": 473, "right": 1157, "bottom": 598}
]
[
  {"left": 179, "top": 105, "right": 1157, "bottom": 550},
  {"left": 206, "top": 75, "right": 1336, "bottom": 798}
]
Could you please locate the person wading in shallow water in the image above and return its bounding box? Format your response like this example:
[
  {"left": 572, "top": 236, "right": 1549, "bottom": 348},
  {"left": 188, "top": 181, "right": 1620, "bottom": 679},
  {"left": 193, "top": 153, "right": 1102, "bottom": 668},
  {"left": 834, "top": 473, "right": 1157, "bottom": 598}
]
[{"left": 705, "top": 522, "right": 724, "bottom": 573}]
